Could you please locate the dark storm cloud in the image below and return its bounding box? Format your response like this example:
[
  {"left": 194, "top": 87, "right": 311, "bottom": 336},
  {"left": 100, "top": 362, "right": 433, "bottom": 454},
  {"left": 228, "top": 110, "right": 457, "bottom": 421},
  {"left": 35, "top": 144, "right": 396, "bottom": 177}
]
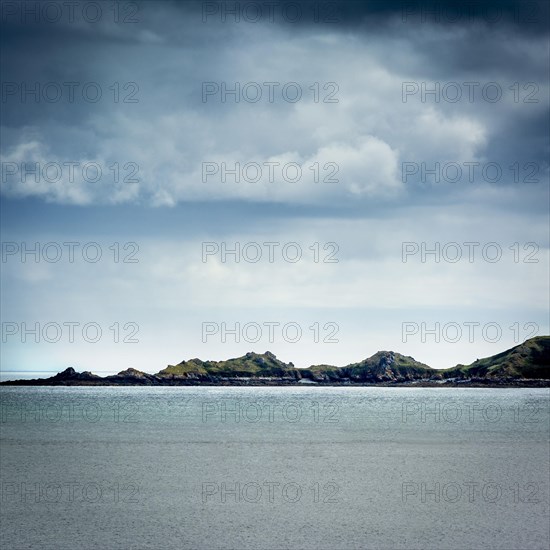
[
  {"left": 329, "top": 0, "right": 547, "bottom": 31},
  {"left": 399, "top": 31, "right": 547, "bottom": 82},
  {"left": 0, "top": 0, "right": 548, "bottom": 206},
  {"left": 191, "top": 0, "right": 549, "bottom": 31},
  {"left": 481, "top": 105, "right": 550, "bottom": 166}
]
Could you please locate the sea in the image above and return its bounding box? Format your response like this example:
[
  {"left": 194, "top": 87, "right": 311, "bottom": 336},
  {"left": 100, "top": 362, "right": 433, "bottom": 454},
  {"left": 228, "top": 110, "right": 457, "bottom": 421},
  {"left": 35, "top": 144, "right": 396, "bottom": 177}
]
[{"left": 0, "top": 386, "right": 548, "bottom": 550}]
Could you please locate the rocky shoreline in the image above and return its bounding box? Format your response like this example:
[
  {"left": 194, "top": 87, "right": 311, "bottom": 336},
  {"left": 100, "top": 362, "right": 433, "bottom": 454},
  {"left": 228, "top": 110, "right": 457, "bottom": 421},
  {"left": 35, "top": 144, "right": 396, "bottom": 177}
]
[
  {"left": 2, "top": 337, "right": 549, "bottom": 387},
  {"left": 3, "top": 368, "right": 547, "bottom": 387},
  {"left": 3, "top": 374, "right": 549, "bottom": 388}
]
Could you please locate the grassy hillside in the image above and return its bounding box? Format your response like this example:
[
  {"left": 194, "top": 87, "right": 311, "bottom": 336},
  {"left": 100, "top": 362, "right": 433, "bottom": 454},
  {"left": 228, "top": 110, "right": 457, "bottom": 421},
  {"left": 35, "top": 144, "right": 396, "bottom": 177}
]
[
  {"left": 157, "top": 351, "right": 297, "bottom": 378},
  {"left": 156, "top": 338, "right": 550, "bottom": 382},
  {"left": 2, "top": 337, "right": 549, "bottom": 385},
  {"left": 157, "top": 358, "right": 209, "bottom": 377},
  {"left": 343, "top": 351, "right": 434, "bottom": 381},
  {"left": 444, "top": 336, "right": 550, "bottom": 379}
]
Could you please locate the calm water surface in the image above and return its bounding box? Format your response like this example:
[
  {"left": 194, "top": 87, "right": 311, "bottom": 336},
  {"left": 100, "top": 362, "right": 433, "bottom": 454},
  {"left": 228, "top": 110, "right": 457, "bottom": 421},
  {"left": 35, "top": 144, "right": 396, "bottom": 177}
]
[{"left": 1, "top": 387, "right": 548, "bottom": 549}]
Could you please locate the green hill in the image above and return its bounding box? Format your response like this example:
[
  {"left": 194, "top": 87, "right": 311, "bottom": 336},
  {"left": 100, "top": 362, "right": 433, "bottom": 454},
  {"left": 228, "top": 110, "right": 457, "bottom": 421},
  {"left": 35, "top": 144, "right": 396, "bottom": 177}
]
[
  {"left": 302, "top": 352, "right": 433, "bottom": 382},
  {"left": 444, "top": 336, "right": 550, "bottom": 379},
  {"left": 343, "top": 351, "right": 434, "bottom": 382},
  {"left": 156, "top": 339, "right": 550, "bottom": 382},
  {"left": 157, "top": 351, "right": 297, "bottom": 379},
  {"left": 3, "top": 337, "right": 549, "bottom": 386}
]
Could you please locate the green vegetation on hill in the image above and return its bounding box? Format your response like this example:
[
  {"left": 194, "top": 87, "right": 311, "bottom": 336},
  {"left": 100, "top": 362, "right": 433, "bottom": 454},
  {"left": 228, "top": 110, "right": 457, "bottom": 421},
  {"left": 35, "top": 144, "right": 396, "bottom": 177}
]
[
  {"left": 158, "top": 358, "right": 209, "bottom": 377},
  {"left": 345, "top": 351, "right": 433, "bottom": 381},
  {"left": 157, "top": 350, "right": 435, "bottom": 382},
  {"left": 444, "top": 336, "right": 550, "bottom": 379},
  {"left": 157, "top": 351, "right": 297, "bottom": 378},
  {"left": 156, "top": 338, "right": 550, "bottom": 382},
  {"left": 3, "top": 337, "right": 548, "bottom": 386}
]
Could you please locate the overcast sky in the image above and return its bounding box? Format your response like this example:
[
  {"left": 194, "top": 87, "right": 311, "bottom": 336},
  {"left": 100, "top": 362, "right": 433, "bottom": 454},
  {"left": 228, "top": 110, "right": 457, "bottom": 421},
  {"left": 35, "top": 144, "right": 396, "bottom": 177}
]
[{"left": 1, "top": 0, "right": 548, "bottom": 379}]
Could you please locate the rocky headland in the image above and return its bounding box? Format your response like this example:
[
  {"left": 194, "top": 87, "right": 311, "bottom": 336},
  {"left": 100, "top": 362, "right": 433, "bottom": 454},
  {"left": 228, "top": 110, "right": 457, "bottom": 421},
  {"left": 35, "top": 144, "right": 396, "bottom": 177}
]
[{"left": 2, "top": 336, "right": 549, "bottom": 387}]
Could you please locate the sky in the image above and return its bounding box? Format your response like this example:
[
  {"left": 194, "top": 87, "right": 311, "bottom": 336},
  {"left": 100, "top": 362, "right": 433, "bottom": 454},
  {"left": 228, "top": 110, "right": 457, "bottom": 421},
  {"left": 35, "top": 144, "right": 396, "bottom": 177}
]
[{"left": 0, "top": 0, "right": 549, "bottom": 379}]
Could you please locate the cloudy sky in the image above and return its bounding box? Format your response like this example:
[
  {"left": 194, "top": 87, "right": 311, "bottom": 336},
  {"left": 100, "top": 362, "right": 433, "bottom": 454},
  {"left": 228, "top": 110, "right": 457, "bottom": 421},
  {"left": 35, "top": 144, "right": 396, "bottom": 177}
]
[{"left": 1, "top": 0, "right": 548, "bottom": 379}]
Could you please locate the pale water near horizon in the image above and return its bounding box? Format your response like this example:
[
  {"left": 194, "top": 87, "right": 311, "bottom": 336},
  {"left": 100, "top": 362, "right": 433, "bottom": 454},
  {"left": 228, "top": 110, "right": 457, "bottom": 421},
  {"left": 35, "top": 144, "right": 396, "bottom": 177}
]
[{"left": 1, "top": 387, "right": 548, "bottom": 549}]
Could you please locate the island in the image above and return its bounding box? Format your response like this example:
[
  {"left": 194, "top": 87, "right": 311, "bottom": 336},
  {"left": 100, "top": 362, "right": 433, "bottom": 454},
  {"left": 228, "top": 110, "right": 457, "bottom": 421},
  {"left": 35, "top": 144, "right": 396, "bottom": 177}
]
[{"left": 2, "top": 336, "right": 549, "bottom": 387}]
